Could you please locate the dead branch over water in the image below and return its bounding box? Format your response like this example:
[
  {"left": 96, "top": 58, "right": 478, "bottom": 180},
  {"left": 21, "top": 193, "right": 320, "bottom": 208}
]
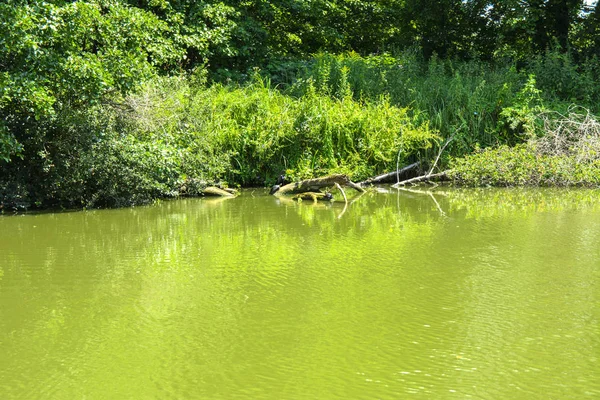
[
  {"left": 358, "top": 162, "right": 420, "bottom": 186},
  {"left": 273, "top": 174, "right": 365, "bottom": 196}
]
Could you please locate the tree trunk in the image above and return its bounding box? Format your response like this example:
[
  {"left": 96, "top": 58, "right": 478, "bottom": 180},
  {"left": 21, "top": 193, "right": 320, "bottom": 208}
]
[
  {"left": 358, "top": 162, "right": 420, "bottom": 186},
  {"left": 274, "top": 174, "right": 364, "bottom": 196},
  {"left": 394, "top": 171, "right": 450, "bottom": 186},
  {"left": 203, "top": 186, "right": 236, "bottom": 197}
]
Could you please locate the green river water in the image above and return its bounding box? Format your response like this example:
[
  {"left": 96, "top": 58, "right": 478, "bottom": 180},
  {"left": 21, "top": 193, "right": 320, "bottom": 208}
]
[{"left": 1, "top": 188, "right": 599, "bottom": 399}]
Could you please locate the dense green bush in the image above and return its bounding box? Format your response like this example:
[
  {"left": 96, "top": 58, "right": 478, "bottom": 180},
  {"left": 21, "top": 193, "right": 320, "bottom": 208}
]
[
  {"left": 270, "top": 51, "right": 600, "bottom": 153},
  {"left": 529, "top": 50, "right": 600, "bottom": 107},
  {"left": 127, "top": 75, "right": 438, "bottom": 185},
  {"left": 451, "top": 109, "right": 600, "bottom": 187},
  {"left": 451, "top": 144, "right": 600, "bottom": 187},
  {"left": 0, "top": 74, "right": 438, "bottom": 209},
  {"left": 277, "top": 53, "right": 525, "bottom": 153}
]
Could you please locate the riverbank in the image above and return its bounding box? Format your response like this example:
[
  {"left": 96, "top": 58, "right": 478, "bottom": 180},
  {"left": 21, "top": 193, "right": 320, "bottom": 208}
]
[{"left": 2, "top": 53, "right": 600, "bottom": 211}]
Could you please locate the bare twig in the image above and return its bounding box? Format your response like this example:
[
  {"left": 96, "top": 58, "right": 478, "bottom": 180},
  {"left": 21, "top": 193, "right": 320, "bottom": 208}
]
[
  {"left": 358, "top": 162, "right": 420, "bottom": 186},
  {"left": 393, "top": 171, "right": 449, "bottom": 187},
  {"left": 428, "top": 123, "right": 464, "bottom": 176},
  {"left": 334, "top": 182, "right": 347, "bottom": 204},
  {"left": 396, "top": 147, "right": 403, "bottom": 185},
  {"left": 392, "top": 124, "right": 462, "bottom": 187}
]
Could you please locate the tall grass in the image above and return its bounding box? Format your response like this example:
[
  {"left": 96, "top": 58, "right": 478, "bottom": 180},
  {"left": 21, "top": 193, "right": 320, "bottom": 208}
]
[
  {"left": 273, "top": 53, "right": 521, "bottom": 154},
  {"left": 271, "top": 51, "right": 600, "bottom": 158},
  {"left": 130, "top": 74, "right": 438, "bottom": 185}
]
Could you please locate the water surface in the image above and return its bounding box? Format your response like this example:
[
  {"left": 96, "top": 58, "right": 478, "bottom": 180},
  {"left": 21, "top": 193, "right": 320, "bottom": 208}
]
[{"left": 1, "top": 188, "right": 599, "bottom": 399}]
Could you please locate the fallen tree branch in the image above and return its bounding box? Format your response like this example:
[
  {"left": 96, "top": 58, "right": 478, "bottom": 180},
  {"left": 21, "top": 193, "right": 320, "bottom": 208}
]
[
  {"left": 358, "top": 162, "right": 420, "bottom": 186},
  {"left": 273, "top": 174, "right": 365, "bottom": 196},
  {"left": 218, "top": 186, "right": 238, "bottom": 195},
  {"left": 393, "top": 171, "right": 450, "bottom": 187},
  {"left": 392, "top": 127, "right": 460, "bottom": 188},
  {"left": 335, "top": 182, "right": 347, "bottom": 203},
  {"left": 203, "top": 186, "right": 236, "bottom": 197}
]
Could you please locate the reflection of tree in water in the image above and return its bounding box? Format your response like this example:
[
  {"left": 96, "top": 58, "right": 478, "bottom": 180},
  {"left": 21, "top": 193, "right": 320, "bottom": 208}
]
[
  {"left": 440, "top": 187, "right": 600, "bottom": 218},
  {"left": 2, "top": 187, "right": 600, "bottom": 397}
]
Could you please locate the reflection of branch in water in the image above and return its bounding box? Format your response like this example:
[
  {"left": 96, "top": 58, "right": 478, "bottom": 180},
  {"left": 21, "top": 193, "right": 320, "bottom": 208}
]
[
  {"left": 428, "top": 192, "right": 447, "bottom": 217},
  {"left": 338, "top": 188, "right": 370, "bottom": 219},
  {"left": 275, "top": 196, "right": 330, "bottom": 209},
  {"left": 335, "top": 183, "right": 348, "bottom": 219},
  {"left": 350, "top": 190, "right": 368, "bottom": 206},
  {"left": 395, "top": 186, "right": 447, "bottom": 217},
  {"left": 338, "top": 201, "right": 348, "bottom": 219},
  {"left": 201, "top": 197, "right": 235, "bottom": 207},
  {"left": 335, "top": 182, "right": 347, "bottom": 204},
  {"left": 396, "top": 187, "right": 449, "bottom": 197},
  {"left": 275, "top": 188, "right": 369, "bottom": 220}
]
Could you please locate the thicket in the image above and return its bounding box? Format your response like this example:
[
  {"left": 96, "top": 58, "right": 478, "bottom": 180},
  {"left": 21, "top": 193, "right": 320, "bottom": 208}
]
[
  {"left": 0, "top": 74, "right": 439, "bottom": 209},
  {"left": 451, "top": 108, "right": 600, "bottom": 186},
  {"left": 2, "top": 0, "right": 600, "bottom": 209}
]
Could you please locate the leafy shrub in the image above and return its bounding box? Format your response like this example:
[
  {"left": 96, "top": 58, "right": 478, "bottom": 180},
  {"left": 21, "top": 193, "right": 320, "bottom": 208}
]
[
  {"left": 279, "top": 52, "right": 526, "bottom": 155},
  {"left": 1, "top": 74, "right": 438, "bottom": 209},
  {"left": 130, "top": 75, "right": 439, "bottom": 185},
  {"left": 451, "top": 109, "right": 600, "bottom": 187}
]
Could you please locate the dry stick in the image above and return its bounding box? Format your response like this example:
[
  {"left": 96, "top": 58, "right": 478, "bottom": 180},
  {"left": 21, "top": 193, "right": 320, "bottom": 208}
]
[
  {"left": 335, "top": 182, "right": 348, "bottom": 203},
  {"left": 428, "top": 134, "right": 456, "bottom": 176},
  {"left": 393, "top": 171, "right": 448, "bottom": 186},
  {"left": 393, "top": 126, "right": 460, "bottom": 188},
  {"left": 358, "top": 162, "right": 420, "bottom": 186},
  {"left": 396, "top": 146, "right": 403, "bottom": 185}
]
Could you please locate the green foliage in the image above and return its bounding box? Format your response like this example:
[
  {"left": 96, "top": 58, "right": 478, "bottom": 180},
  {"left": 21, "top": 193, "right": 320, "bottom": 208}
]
[
  {"left": 0, "top": 74, "right": 438, "bottom": 209},
  {"left": 497, "top": 74, "right": 546, "bottom": 143},
  {"left": 451, "top": 108, "right": 600, "bottom": 187},
  {"left": 0, "top": 0, "right": 242, "bottom": 163},
  {"left": 0, "top": 0, "right": 177, "bottom": 164},
  {"left": 131, "top": 75, "right": 438, "bottom": 185},
  {"left": 3, "top": 0, "right": 600, "bottom": 208},
  {"left": 281, "top": 52, "right": 525, "bottom": 155},
  {"left": 451, "top": 144, "right": 600, "bottom": 187}
]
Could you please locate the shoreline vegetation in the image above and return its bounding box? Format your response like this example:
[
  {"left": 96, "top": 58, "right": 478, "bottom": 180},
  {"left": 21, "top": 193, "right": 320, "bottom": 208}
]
[{"left": 2, "top": 1, "right": 600, "bottom": 211}]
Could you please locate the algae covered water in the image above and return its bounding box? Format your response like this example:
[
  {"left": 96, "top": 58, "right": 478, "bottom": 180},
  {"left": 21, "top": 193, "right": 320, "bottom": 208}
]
[{"left": 1, "top": 188, "right": 599, "bottom": 399}]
